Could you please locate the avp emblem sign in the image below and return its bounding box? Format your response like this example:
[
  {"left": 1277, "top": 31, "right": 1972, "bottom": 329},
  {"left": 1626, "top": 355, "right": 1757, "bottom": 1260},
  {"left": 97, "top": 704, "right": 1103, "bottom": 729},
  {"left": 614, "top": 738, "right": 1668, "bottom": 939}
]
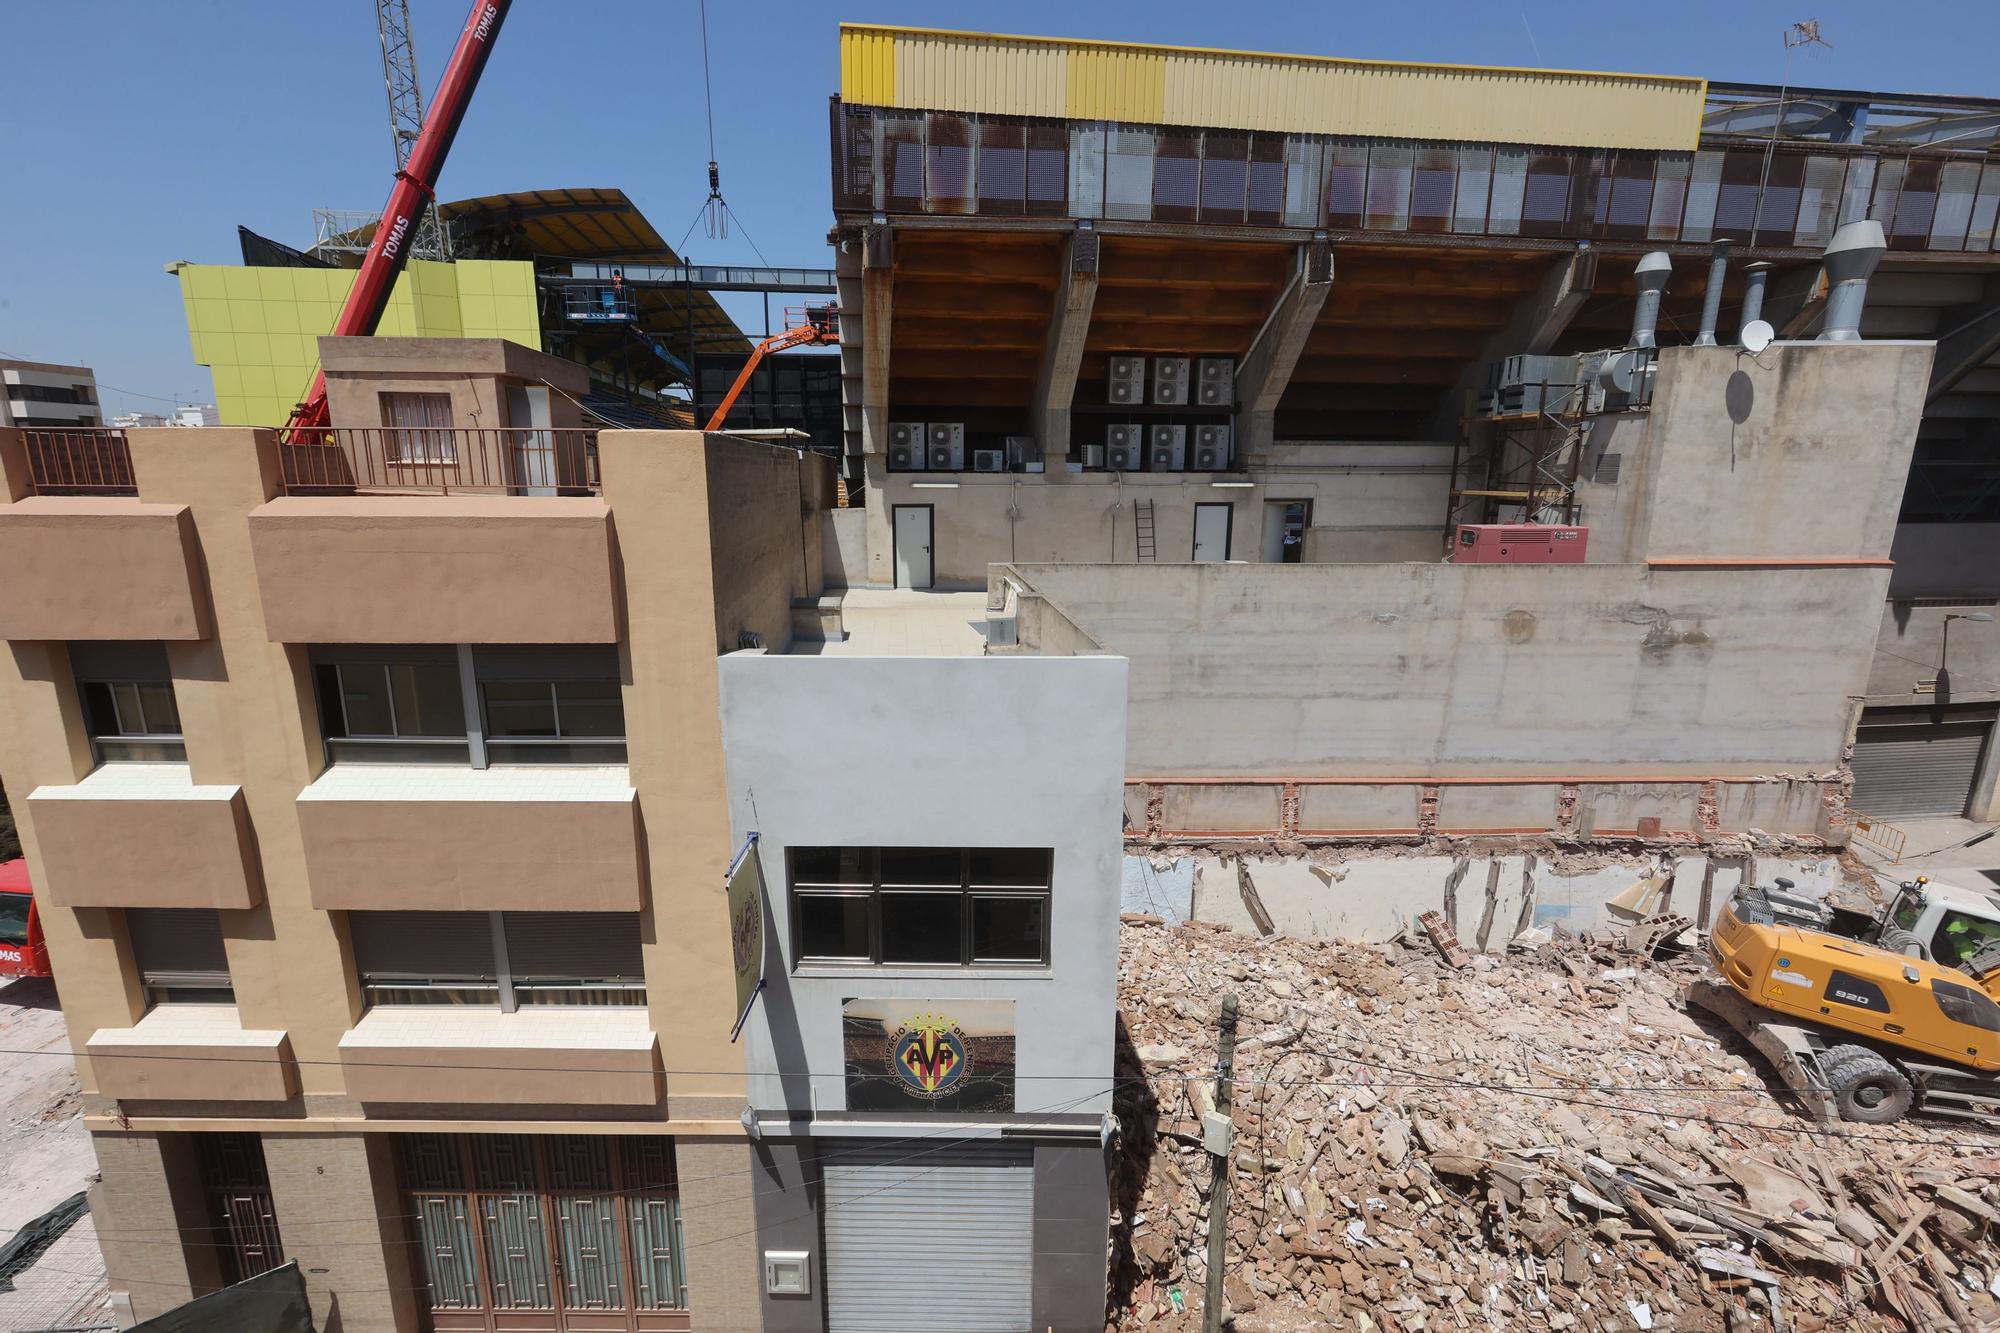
[
  {"left": 891, "top": 1013, "right": 969, "bottom": 1098},
  {"left": 842, "top": 998, "right": 1015, "bottom": 1112}
]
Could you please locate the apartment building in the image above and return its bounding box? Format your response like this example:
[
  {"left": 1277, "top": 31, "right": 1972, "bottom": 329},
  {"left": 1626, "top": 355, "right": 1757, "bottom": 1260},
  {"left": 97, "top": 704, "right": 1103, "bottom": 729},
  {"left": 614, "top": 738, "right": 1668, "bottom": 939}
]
[
  {"left": 0, "top": 353, "right": 842, "bottom": 1331},
  {"left": 1, "top": 358, "right": 102, "bottom": 428}
]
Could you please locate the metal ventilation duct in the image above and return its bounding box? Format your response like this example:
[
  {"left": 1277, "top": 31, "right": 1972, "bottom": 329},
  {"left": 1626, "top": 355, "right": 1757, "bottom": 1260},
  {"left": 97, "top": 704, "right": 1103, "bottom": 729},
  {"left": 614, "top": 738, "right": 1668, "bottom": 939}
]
[
  {"left": 1693, "top": 239, "right": 1732, "bottom": 347},
  {"left": 1629, "top": 252, "right": 1673, "bottom": 350},
  {"left": 1818, "top": 220, "right": 1887, "bottom": 343},
  {"left": 1739, "top": 261, "right": 1774, "bottom": 337}
]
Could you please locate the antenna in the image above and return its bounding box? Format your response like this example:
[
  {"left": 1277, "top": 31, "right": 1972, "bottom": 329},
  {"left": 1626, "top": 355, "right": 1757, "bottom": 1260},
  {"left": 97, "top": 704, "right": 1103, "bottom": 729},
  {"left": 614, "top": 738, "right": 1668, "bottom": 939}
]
[
  {"left": 1749, "top": 20, "right": 1832, "bottom": 248},
  {"left": 1741, "top": 320, "right": 1776, "bottom": 354}
]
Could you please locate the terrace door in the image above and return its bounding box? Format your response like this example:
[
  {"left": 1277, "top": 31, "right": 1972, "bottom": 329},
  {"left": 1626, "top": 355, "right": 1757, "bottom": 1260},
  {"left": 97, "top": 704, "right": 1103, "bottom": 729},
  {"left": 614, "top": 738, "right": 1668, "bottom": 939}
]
[
  {"left": 506, "top": 385, "right": 558, "bottom": 496},
  {"left": 893, "top": 505, "right": 934, "bottom": 589}
]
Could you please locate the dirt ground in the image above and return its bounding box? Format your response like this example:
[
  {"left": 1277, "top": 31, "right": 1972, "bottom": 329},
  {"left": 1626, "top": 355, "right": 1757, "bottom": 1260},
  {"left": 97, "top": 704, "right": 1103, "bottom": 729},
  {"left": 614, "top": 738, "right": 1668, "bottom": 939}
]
[{"left": 0, "top": 975, "right": 109, "bottom": 1332}]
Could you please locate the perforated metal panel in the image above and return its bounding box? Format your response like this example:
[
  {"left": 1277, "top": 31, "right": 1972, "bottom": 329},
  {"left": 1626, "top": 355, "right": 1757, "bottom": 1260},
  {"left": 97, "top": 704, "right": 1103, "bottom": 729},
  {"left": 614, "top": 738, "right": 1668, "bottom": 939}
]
[
  {"left": 1851, "top": 721, "right": 1989, "bottom": 819},
  {"left": 823, "top": 1141, "right": 1033, "bottom": 1332}
]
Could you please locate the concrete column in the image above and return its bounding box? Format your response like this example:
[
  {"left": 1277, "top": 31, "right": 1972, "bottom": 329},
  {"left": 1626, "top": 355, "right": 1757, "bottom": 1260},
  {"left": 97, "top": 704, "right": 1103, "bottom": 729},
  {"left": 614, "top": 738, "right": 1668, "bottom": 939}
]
[
  {"left": 0, "top": 426, "right": 31, "bottom": 500},
  {"left": 1032, "top": 228, "right": 1101, "bottom": 466},
  {"left": 1234, "top": 239, "right": 1333, "bottom": 462},
  {"left": 858, "top": 228, "right": 897, "bottom": 587},
  {"left": 127, "top": 428, "right": 361, "bottom": 1097},
  {"left": 750, "top": 1138, "right": 823, "bottom": 1333},
  {"left": 677, "top": 1137, "right": 764, "bottom": 1333},
  {"left": 90, "top": 1131, "right": 218, "bottom": 1322},
  {"left": 260, "top": 1132, "right": 423, "bottom": 1333}
]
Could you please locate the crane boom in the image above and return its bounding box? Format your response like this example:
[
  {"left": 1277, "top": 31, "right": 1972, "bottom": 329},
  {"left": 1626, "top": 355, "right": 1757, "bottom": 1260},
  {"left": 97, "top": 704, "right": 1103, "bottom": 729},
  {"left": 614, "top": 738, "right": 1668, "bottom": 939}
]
[
  {"left": 704, "top": 307, "right": 840, "bottom": 433},
  {"left": 285, "top": 0, "right": 510, "bottom": 433}
]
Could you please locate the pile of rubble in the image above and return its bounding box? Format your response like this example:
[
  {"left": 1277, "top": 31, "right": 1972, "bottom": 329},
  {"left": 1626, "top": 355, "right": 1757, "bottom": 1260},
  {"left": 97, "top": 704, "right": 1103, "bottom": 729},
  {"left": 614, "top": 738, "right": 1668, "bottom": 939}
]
[{"left": 1110, "top": 915, "right": 2000, "bottom": 1331}]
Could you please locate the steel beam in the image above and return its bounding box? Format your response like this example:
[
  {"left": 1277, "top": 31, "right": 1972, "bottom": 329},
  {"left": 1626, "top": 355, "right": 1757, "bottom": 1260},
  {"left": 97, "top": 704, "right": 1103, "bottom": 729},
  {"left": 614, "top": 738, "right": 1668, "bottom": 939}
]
[
  {"left": 1031, "top": 229, "right": 1101, "bottom": 462},
  {"left": 1928, "top": 275, "right": 2000, "bottom": 405},
  {"left": 1234, "top": 239, "right": 1333, "bottom": 461}
]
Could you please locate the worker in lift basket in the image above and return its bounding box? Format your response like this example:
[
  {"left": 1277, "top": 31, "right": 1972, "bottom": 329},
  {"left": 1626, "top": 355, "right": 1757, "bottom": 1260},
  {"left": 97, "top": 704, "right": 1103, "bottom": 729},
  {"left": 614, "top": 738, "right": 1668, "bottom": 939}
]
[{"left": 604, "top": 269, "right": 624, "bottom": 315}]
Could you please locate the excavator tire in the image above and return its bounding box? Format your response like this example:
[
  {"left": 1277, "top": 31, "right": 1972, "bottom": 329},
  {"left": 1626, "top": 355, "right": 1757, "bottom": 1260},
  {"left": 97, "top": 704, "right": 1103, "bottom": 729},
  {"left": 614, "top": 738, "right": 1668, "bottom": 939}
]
[
  {"left": 1822, "top": 1046, "right": 1914, "bottom": 1124},
  {"left": 1876, "top": 926, "right": 1931, "bottom": 961}
]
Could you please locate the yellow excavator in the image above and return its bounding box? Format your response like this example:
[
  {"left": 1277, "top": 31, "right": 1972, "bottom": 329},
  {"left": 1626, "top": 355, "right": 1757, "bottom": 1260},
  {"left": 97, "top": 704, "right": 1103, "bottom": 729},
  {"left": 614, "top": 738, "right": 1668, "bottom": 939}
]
[{"left": 1688, "top": 877, "right": 2000, "bottom": 1125}]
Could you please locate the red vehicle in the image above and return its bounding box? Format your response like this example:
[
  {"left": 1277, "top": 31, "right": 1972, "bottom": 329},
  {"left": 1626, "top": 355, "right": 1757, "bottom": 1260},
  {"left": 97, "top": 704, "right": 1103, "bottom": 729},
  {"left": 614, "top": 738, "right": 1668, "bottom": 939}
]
[{"left": 0, "top": 859, "right": 51, "bottom": 979}]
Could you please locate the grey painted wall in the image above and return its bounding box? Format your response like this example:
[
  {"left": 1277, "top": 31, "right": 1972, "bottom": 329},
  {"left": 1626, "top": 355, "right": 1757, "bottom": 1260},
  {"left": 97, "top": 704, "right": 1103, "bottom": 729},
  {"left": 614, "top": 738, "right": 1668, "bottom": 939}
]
[
  {"left": 718, "top": 653, "right": 1128, "bottom": 1123},
  {"left": 1005, "top": 561, "right": 1888, "bottom": 778},
  {"left": 1868, "top": 600, "right": 2000, "bottom": 706}
]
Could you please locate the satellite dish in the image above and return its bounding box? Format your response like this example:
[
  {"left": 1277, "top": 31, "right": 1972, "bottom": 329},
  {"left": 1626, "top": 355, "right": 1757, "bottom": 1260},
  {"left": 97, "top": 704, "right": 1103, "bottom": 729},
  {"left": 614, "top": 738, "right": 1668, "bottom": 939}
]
[{"left": 1741, "top": 319, "right": 1775, "bottom": 354}]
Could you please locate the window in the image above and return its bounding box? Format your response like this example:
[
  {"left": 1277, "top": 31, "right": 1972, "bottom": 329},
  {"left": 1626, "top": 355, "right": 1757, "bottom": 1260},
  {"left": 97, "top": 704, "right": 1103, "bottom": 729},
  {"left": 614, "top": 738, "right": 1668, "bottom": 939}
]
[
  {"left": 1933, "top": 978, "right": 2000, "bottom": 1034},
  {"left": 312, "top": 645, "right": 624, "bottom": 766},
  {"left": 349, "top": 910, "right": 645, "bottom": 1009},
  {"left": 127, "top": 908, "right": 232, "bottom": 1006},
  {"left": 381, "top": 392, "right": 455, "bottom": 463},
  {"left": 1930, "top": 911, "right": 2000, "bottom": 971},
  {"left": 789, "top": 847, "right": 1052, "bottom": 967},
  {"left": 72, "top": 641, "right": 185, "bottom": 763},
  {"left": 0, "top": 893, "right": 29, "bottom": 947},
  {"left": 475, "top": 647, "right": 625, "bottom": 764},
  {"left": 313, "top": 647, "right": 469, "bottom": 764}
]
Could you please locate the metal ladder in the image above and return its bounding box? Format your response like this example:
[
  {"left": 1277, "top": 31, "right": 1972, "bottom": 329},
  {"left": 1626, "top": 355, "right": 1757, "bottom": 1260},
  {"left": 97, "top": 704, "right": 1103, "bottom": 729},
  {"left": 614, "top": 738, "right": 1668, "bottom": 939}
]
[{"left": 1134, "top": 497, "right": 1157, "bottom": 561}]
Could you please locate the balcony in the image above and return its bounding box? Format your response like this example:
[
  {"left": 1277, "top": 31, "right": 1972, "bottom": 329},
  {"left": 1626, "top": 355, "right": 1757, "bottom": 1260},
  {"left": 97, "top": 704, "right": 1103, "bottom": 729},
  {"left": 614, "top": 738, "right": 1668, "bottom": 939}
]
[
  {"left": 27, "top": 765, "right": 262, "bottom": 910},
  {"left": 339, "top": 1006, "right": 660, "bottom": 1107},
  {"left": 295, "top": 763, "right": 644, "bottom": 912},
  {"left": 86, "top": 1006, "right": 297, "bottom": 1103},
  {"left": 278, "top": 427, "right": 598, "bottom": 496}
]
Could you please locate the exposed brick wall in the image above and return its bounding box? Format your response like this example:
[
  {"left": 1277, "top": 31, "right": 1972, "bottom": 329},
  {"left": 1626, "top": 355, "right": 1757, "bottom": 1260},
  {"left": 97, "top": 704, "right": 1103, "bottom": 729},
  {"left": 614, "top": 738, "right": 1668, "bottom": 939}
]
[{"left": 677, "top": 1137, "right": 764, "bottom": 1333}]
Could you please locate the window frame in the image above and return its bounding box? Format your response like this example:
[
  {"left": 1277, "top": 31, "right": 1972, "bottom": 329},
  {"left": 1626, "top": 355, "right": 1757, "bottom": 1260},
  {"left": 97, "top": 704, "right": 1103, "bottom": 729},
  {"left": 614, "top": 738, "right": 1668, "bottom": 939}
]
[
  {"left": 126, "top": 907, "right": 234, "bottom": 1009},
  {"left": 379, "top": 391, "right": 457, "bottom": 464},
  {"left": 77, "top": 677, "right": 187, "bottom": 764},
  {"left": 788, "top": 846, "right": 1052, "bottom": 970},
  {"left": 477, "top": 677, "right": 628, "bottom": 764},
  {"left": 318, "top": 659, "right": 472, "bottom": 765},
  {"left": 350, "top": 909, "right": 648, "bottom": 1011}
]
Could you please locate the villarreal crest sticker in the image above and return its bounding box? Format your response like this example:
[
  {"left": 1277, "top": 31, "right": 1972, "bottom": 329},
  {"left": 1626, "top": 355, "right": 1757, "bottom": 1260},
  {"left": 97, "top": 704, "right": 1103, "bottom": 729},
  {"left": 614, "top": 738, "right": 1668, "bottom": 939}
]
[{"left": 891, "top": 1013, "right": 970, "bottom": 1098}]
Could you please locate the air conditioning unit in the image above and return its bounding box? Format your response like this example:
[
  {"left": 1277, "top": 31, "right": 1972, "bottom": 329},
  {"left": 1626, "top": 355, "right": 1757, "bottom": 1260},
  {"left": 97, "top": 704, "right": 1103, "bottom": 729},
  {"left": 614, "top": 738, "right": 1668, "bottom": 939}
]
[
  {"left": 1152, "top": 356, "right": 1191, "bottom": 405},
  {"left": 1149, "top": 424, "right": 1186, "bottom": 471},
  {"left": 1197, "top": 358, "right": 1235, "bottom": 406},
  {"left": 1193, "top": 422, "right": 1232, "bottom": 471},
  {"left": 1108, "top": 356, "right": 1146, "bottom": 405},
  {"left": 1106, "top": 423, "right": 1143, "bottom": 471},
  {"left": 888, "top": 421, "right": 927, "bottom": 471},
  {"left": 926, "top": 422, "right": 965, "bottom": 471},
  {"left": 1006, "top": 435, "right": 1044, "bottom": 474},
  {"left": 1079, "top": 443, "right": 1106, "bottom": 468},
  {"left": 972, "top": 449, "right": 1004, "bottom": 472}
]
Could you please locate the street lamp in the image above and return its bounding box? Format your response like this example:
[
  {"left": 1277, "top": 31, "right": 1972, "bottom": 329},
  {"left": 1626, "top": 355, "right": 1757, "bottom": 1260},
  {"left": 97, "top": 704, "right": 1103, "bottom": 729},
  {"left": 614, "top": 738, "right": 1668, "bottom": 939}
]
[{"left": 1942, "top": 611, "right": 1995, "bottom": 676}]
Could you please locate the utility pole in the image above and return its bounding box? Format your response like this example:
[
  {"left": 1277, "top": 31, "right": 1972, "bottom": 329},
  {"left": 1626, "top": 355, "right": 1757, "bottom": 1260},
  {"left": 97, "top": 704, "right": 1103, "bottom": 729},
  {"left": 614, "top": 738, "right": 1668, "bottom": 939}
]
[{"left": 1204, "top": 993, "right": 1239, "bottom": 1333}]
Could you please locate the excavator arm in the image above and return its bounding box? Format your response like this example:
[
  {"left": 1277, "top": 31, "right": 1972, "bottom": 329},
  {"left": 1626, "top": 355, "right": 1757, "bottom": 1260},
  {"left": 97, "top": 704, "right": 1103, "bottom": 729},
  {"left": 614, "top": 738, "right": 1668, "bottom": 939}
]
[{"left": 285, "top": 0, "right": 511, "bottom": 433}]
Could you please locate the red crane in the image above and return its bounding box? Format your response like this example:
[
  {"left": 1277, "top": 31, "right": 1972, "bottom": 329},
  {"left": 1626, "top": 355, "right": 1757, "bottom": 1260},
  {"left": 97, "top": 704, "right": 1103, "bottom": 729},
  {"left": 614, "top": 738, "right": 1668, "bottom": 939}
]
[{"left": 284, "top": 0, "right": 511, "bottom": 434}]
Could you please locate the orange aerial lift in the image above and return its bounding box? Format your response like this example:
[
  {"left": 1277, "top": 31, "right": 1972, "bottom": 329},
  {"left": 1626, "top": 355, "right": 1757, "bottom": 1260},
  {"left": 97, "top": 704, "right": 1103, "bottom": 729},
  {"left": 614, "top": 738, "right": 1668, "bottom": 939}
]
[{"left": 703, "top": 305, "right": 840, "bottom": 432}]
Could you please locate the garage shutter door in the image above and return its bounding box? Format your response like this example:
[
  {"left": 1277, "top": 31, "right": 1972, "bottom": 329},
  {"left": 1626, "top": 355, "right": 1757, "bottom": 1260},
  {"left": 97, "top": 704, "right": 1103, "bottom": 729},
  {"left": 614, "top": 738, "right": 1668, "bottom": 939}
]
[
  {"left": 1851, "top": 722, "right": 1989, "bottom": 819},
  {"left": 823, "top": 1141, "right": 1033, "bottom": 1333}
]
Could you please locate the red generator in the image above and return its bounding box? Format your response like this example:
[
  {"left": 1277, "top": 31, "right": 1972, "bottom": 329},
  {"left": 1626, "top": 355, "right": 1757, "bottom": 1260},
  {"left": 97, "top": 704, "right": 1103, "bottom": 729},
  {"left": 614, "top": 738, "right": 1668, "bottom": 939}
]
[
  {"left": 1452, "top": 523, "right": 1588, "bottom": 564},
  {"left": 0, "top": 859, "right": 51, "bottom": 980}
]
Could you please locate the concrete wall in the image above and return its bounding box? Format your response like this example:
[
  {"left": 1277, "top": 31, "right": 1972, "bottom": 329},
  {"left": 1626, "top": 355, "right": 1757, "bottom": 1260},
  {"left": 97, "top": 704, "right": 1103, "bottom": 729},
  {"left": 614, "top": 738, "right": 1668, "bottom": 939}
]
[
  {"left": 1886, "top": 523, "right": 2000, "bottom": 599},
  {"left": 1867, "top": 598, "right": 2000, "bottom": 706},
  {"left": 861, "top": 443, "right": 1454, "bottom": 587},
  {"left": 719, "top": 653, "right": 1128, "bottom": 1121},
  {"left": 1008, "top": 560, "right": 1887, "bottom": 779},
  {"left": 704, "top": 437, "right": 835, "bottom": 652},
  {"left": 1190, "top": 849, "right": 1841, "bottom": 944},
  {"left": 1632, "top": 341, "right": 1931, "bottom": 561},
  {"left": 822, "top": 506, "right": 868, "bottom": 587}
]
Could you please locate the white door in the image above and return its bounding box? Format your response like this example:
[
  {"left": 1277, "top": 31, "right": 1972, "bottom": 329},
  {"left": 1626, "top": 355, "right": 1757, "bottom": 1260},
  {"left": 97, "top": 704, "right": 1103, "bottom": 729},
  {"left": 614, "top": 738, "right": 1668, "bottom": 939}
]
[
  {"left": 1261, "top": 501, "right": 1290, "bottom": 562},
  {"left": 893, "top": 505, "right": 934, "bottom": 588},
  {"left": 1193, "top": 502, "right": 1232, "bottom": 562},
  {"left": 505, "top": 384, "right": 556, "bottom": 495}
]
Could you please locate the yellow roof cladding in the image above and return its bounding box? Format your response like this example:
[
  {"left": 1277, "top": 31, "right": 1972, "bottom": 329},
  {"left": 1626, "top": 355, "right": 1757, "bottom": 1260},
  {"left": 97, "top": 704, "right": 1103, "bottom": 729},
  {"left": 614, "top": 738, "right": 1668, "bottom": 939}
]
[{"left": 839, "top": 24, "right": 1707, "bottom": 152}]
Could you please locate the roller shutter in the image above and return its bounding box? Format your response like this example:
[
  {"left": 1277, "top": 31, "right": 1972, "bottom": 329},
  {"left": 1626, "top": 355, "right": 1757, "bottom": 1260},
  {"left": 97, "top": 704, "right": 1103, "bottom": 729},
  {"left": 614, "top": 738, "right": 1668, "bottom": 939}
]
[
  {"left": 1851, "top": 719, "right": 1989, "bottom": 819},
  {"left": 823, "top": 1140, "right": 1033, "bottom": 1332}
]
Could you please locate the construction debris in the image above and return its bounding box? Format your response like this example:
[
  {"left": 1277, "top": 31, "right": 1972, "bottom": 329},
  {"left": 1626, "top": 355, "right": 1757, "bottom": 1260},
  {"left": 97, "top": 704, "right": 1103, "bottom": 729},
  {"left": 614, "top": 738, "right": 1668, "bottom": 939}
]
[{"left": 1109, "top": 917, "right": 2000, "bottom": 1331}]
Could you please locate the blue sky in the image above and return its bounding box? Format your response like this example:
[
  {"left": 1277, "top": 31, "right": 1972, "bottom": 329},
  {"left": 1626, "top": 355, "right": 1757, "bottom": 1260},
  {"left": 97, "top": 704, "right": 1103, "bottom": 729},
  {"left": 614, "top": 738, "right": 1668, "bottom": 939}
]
[{"left": 0, "top": 0, "right": 1993, "bottom": 419}]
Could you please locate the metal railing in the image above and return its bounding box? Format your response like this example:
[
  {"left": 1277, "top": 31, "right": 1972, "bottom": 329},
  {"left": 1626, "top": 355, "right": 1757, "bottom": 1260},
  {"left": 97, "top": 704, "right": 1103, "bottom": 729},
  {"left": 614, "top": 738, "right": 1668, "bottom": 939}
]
[
  {"left": 1848, "top": 811, "right": 1910, "bottom": 861},
  {"left": 279, "top": 427, "right": 600, "bottom": 496},
  {"left": 21, "top": 428, "right": 136, "bottom": 496},
  {"left": 563, "top": 283, "right": 638, "bottom": 322}
]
